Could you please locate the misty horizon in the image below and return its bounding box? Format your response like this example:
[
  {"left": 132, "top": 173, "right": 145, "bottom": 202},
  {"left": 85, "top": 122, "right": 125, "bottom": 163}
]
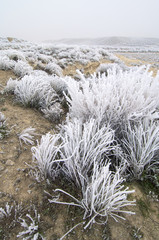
[{"left": 1, "top": 0, "right": 159, "bottom": 42}]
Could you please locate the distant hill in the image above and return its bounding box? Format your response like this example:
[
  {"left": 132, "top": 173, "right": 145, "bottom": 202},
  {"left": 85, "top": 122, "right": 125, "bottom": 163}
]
[{"left": 45, "top": 36, "right": 159, "bottom": 47}]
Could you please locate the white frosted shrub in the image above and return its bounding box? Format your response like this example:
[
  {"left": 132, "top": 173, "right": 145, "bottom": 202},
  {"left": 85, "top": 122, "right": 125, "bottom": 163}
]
[
  {"left": 122, "top": 118, "right": 159, "bottom": 179},
  {"left": 0, "top": 112, "right": 8, "bottom": 139},
  {"left": 65, "top": 67, "right": 159, "bottom": 125},
  {"left": 14, "top": 75, "right": 57, "bottom": 108},
  {"left": 31, "top": 118, "right": 118, "bottom": 185},
  {"left": 41, "top": 102, "right": 64, "bottom": 122},
  {"left": 45, "top": 62, "right": 63, "bottom": 76},
  {"left": 6, "top": 49, "right": 25, "bottom": 61},
  {"left": 17, "top": 208, "right": 44, "bottom": 240},
  {"left": 37, "top": 53, "right": 53, "bottom": 63},
  {"left": 4, "top": 78, "right": 19, "bottom": 93},
  {"left": 14, "top": 76, "right": 42, "bottom": 107},
  {"left": 50, "top": 77, "right": 68, "bottom": 96},
  {"left": 13, "top": 60, "right": 33, "bottom": 77},
  {"left": 30, "top": 70, "right": 48, "bottom": 77},
  {"left": 0, "top": 56, "right": 15, "bottom": 70},
  {"left": 0, "top": 202, "right": 13, "bottom": 218},
  {"left": 59, "top": 118, "right": 117, "bottom": 187},
  {"left": 18, "top": 127, "right": 36, "bottom": 146},
  {"left": 31, "top": 133, "right": 62, "bottom": 179},
  {"left": 50, "top": 162, "right": 135, "bottom": 230},
  {"left": 82, "top": 162, "right": 135, "bottom": 228},
  {"left": 96, "top": 63, "right": 122, "bottom": 75}
]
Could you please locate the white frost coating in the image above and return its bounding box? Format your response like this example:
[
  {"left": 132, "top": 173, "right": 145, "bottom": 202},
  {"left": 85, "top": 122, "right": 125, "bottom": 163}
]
[
  {"left": 122, "top": 118, "right": 159, "bottom": 179},
  {"left": 50, "top": 162, "right": 135, "bottom": 229},
  {"left": 4, "top": 78, "right": 19, "bottom": 93},
  {"left": 14, "top": 74, "right": 58, "bottom": 108},
  {"left": 18, "top": 127, "right": 36, "bottom": 146},
  {"left": 45, "top": 62, "right": 63, "bottom": 76},
  {"left": 13, "top": 60, "right": 33, "bottom": 77},
  {"left": 31, "top": 133, "right": 63, "bottom": 179},
  {"left": 65, "top": 66, "right": 159, "bottom": 125},
  {"left": 59, "top": 118, "right": 116, "bottom": 188}
]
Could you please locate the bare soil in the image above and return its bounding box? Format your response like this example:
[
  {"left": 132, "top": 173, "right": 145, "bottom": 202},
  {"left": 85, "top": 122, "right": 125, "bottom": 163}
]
[{"left": 0, "top": 55, "right": 159, "bottom": 240}]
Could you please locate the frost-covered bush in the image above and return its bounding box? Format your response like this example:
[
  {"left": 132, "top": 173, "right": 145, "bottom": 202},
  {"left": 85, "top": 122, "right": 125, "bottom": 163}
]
[
  {"left": 0, "top": 112, "right": 8, "bottom": 139},
  {"left": 37, "top": 53, "right": 53, "bottom": 63},
  {"left": 45, "top": 62, "right": 63, "bottom": 76},
  {"left": 18, "top": 127, "right": 36, "bottom": 146},
  {"left": 14, "top": 75, "right": 58, "bottom": 108},
  {"left": 96, "top": 63, "right": 122, "bottom": 75},
  {"left": 83, "top": 163, "right": 135, "bottom": 225},
  {"left": 0, "top": 202, "right": 23, "bottom": 228},
  {"left": 65, "top": 67, "right": 159, "bottom": 126},
  {"left": 59, "top": 118, "right": 117, "bottom": 188},
  {"left": 31, "top": 133, "right": 62, "bottom": 179},
  {"left": 29, "top": 70, "right": 48, "bottom": 77},
  {"left": 122, "top": 118, "right": 159, "bottom": 179},
  {"left": 50, "top": 77, "right": 68, "bottom": 97},
  {"left": 31, "top": 118, "right": 118, "bottom": 184},
  {"left": 5, "top": 49, "right": 25, "bottom": 62},
  {"left": 82, "top": 162, "right": 135, "bottom": 228},
  {"left": 50, "top": 162, "right": 135, "bottom": 230},
  {"left": 0, "top": 202, "right": 13, "bottom": 219},
  {"left": 0, "top": 56, "right": 15, "bottom": 70},
  {"left": 4, "top": 78, "right": 19, "bottom": 93},
  {"left": 17, "top": 208, "right": 44, "bottom": 240},
  {"left": 41, "top": 102, "right": 64, "bottom": 123},
  {"left": 13, "top": 60, "right": 33, "bottom": 77}
]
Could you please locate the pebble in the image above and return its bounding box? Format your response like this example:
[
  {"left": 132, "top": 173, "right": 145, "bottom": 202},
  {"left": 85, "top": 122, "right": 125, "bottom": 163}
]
[{"left": 6, "top": 160, "right": 15, "bottom": 166}]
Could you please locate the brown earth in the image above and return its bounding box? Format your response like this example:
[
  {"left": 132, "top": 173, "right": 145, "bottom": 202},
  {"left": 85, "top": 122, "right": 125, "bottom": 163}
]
[
  {"left": 0, "top": 55, "right": 159, "bottom": 240},
  {"left": 116, "top": 54, "right": 159, "bottom": 76}
]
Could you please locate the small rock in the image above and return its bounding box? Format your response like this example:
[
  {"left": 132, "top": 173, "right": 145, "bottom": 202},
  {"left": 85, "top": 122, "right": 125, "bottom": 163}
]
[
  {"left": 14, "top": 178, "right": 21, "bottom": 186},
  {"left": 6, "top": 160, "right": 15, "bottom": 166},
  {"left": 27, "top": 190, "right": 32, "bottom": 194}
]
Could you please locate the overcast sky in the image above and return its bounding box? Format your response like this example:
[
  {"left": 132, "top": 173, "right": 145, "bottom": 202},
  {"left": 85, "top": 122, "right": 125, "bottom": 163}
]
[{"left": 1, "top": 0, "right": 159, "bottom": 42}]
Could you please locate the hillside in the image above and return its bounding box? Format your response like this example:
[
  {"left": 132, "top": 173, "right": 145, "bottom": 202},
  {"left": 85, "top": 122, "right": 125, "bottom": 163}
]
[
  {"left": 46, "top": 36, "right": 159, "bottom": 48},
  {"left": 0, "top": 37, "right": 159, "bottom": 240}
]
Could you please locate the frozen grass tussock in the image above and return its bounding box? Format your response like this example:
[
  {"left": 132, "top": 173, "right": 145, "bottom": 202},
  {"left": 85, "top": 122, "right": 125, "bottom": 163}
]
[
  {"left": 65, "top": 66, "right": 159, "bottom": 125},
  {"left": 82, "top": 162, "right": 135, "bottom": 228},
  {"left": 31, "top": 133, "right": 62, "bottom": 179},
  {"left": 14, "top": 74, "right": 58, "bottom": 108},
  {"left": 96, "top": 63, "right": 124, "bottom": 75},
  {"left": 18, "top": 127, "right": 36, "bottom": 146},
  {"left": 32, "top": 118, "right": 135, "bottom": 230},
  {"left": 50, "top": 76, "right": 68, "bottom": 97},
  {"left": 17, "top": 208, "right": 44, "bottom": 240},
  {"left": 59, "top": 118, "right": 117, "bottom": 187},
  {"left": 0, "top": 56, "right": 15, "bottom": 70},
  {"left": 0, "top": 49, "right": 26, "bottom": 61},
  {"left": 4, "top": 78, "right": 19, "bottom": 93},
  {"left": 45, "top": 62, "right": 63, "bottom": 76},
  {"left": 31, "top": 117, "right": 119, "bottom": 186},
  {"left": 0, "top": 112, "right": 8, "bottom": 139},
  {"left": 122, "top": 118, "right": 159, "bottom": 179},
  {"left": 50, "top": 162, "right": 135, "bottom": 230},
  {"left": 13, "top": 60, "right": 33, "bottom": 77},
  {"left": 41, "top": 102, "right": 64, "bottom": 123}
]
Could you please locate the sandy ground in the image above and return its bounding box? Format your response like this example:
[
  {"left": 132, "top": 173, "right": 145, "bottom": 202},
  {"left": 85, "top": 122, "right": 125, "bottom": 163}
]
[{"left": 0, "top": 55, "right": 159, "bottom": 239}]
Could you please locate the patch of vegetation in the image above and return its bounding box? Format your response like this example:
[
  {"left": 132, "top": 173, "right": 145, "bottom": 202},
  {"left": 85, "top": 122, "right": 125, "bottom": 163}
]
[
  {"left": 139, "top": 170, "right": 159, "bottom": 198},
  {"left": 136, "top": 198, "right": 149, "bottom": 217},
  {"left": 130, "top": 227, "right": 143, "bottom": 239},
  {"left": 0, "top": 97, "right": 5, "bottom": 105},
  {"left": 0, "top": 112, "right": 9, "bottom": 139},
  {"left": 0, "top": 227, "right": 5, "bottom": 240}
]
